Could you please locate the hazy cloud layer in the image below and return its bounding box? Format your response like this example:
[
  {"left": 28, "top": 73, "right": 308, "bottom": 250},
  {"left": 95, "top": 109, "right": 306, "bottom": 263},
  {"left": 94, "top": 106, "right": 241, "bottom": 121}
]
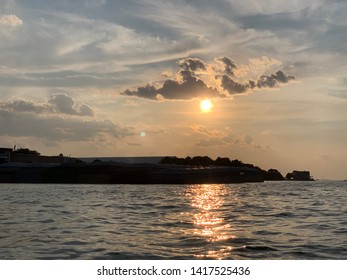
[
  {"left": 0, "top": 93, "right": 131, "bottom": 142},
  {"left": 0, "top": 109, "right": 130, "bottom": 142},
  {"left": 121, "top": 57, "right": 295, "bottom": 100},
  {"left": 191, "top": 124, "right": 254, "bottom": 147},
  {"left": 0, "top": 0, "right": 344, "bottom": 91}
]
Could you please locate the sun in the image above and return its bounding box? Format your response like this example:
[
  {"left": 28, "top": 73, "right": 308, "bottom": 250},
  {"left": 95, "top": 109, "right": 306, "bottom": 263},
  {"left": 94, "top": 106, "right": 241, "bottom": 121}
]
[{"left": 200, "top": 99, "right": 213, "bottom": 112}]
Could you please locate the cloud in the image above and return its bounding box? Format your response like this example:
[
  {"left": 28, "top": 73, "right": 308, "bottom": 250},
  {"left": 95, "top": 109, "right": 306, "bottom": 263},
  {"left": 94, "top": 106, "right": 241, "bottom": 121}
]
[
  {"left": 121, "top": 56, "right": 296, "bottom": 100},
  {"left": 0, "top": 8, "right": 206, "bottom": 80},
  {"left": 0, "top": 99, "right": 48, "bottom": 114},
  {"left": 122, "top": 84, "right": 158, "bottom": 100},
  {"left": 244, "top": 134, "right": 253, "bottom": 145},
  {"left": 178, "top": 57, "right": 206, "bottom": 71},
  {"left": 220, "top": 74, "right": 250, "bottom": 94},
  {"left": 194, "top": 137, "right": 225, "bottom": 147},
  {"left": 78, "top": 104, "right": 95, "bottom": 116},
  {"left": 0, "top": 14, "right": 22, "bottom": 27},
  {"left": 156, "top": 70, "right": 220, "bottom": 100},
  {"left": 122, "top": 58, "right": 222, "bottom": 100},
  {"left": 49, "top": 94, "right": 76, "bottom": 115},
  {"left": 191, "top": 124, "right": 226, "bottom": 138},
  {"left": 84, "top": 0, "right": 107, "bottom": 8},
  {"left": 48, "top": 93, "right": 94, "bottom": 116},
  {"left": 0, "top": 109, "right": 131, "bottom": 142},
  {"left": 0, "top": 94, "right": 130, "bottom": 142},
  {"left": 235, "top": 56, "right": 283, "bottom": 78},
  {"left": 326, "top": 87, "right": 347, "bottom": 100},
  {"left": 0, "top": 94, "right": 95, "bottom": 117},
  {"left": 216, "top": 56, "right": 237, "bottom": 76},
  {"left": 257, "top": 70, "right": 295, "bottom": 88},
  {"left": 191, "top": 124, "right": 255, "bottom": 147}
]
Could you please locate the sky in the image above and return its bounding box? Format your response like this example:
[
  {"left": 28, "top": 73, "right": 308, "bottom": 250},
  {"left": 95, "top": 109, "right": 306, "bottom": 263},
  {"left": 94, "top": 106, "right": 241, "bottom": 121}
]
[{"left": 1, "top": 0, "right": 347, "bottom": 179}]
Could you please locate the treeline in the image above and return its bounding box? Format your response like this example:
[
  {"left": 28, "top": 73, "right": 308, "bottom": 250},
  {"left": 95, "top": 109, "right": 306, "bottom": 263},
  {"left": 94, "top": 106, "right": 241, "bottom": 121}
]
[
  {"left": 159, "top": 156, "right": 284, "bottom": 181},
  {"left": 12, "top": 147, "right": 65, "bottom": 157},
  {"left": 12, "top": 148, "right": 41, "bottom": 156}
]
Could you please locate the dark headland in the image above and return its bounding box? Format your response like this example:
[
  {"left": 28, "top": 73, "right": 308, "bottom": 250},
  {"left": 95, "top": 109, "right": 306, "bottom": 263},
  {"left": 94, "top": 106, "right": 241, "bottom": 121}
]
[{"left": 0, "top": 148, "right": 314, "bottom": 184}]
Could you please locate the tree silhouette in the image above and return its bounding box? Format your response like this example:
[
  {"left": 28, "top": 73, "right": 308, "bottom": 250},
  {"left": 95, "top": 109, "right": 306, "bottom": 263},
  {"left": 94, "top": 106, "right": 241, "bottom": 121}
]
[
  {"left": 13, "top": 148, "right": 40, "bottom": 156},
  {"left": 265, "top": 169, "right": 284, "bottom": 180},
  {"left": 159, "top": 156, "right": 285, "bottom": 181}
]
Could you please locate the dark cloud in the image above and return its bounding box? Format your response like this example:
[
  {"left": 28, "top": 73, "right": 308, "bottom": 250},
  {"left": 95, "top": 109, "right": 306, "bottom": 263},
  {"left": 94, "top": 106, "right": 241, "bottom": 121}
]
[
  {"left": 79, "top": 104, "right": 95, "bottom": 117},
  {"left": 178, "top": 58, "right": 206, "bottom": 71},
  {"left": 49, "top": 93, "right": 94, "bottom": 116},
  {"left": 217, "top": 56, "right": 237, "bottom": 76},
  {"left": 156, "top": 70, "right": 220, "bottom": 100},
  {"left": 122, "top": 84, "right": 158, "bottom": 100},
  {"left": 0, "top": 99, "right": 48, "bottom": 114},
  {"left": 123, "top": 72, "right": 220, "bottom": 100},
  {"left": 0, "top": 94, "right": 95, "bottom": 117},
  {"left": 220, "top": 70, "right": 295, "bottom": 95},
  {"left": 257, "top": 75, "right": 278, "bottom": 88},
  {"left": 257, "top": 70, "right": 295, "bottom": 88},
  {"left": 122, "top": 59, "right": 221, "bottom": 100},
  {"left": 220, "top": 74, "right": 249, "bottom": 94},
  {"left": 49, "top": 94, "right": 76, "bottom": 115},
  {"left": 121, "top": 56, "right": 295, "bottom": 100}
]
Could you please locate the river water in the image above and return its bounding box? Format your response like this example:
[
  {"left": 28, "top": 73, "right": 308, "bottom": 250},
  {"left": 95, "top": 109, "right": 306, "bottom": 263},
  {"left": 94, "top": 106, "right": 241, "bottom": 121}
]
[{"left": 0, "top": 181, "right": 346, "bottom": 259}]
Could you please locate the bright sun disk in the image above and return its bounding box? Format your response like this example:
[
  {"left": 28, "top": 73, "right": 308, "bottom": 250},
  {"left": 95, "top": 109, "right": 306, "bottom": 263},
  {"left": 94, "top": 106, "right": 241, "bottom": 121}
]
[{"left": 200, "top": 99, "right": 213, "bottom": 112}]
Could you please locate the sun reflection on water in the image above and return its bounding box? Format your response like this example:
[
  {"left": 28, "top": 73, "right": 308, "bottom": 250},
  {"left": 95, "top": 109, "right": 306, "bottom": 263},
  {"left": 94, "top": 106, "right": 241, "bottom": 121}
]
[{"left": 185, "top": 184, "right": 235, "bottom": 259}]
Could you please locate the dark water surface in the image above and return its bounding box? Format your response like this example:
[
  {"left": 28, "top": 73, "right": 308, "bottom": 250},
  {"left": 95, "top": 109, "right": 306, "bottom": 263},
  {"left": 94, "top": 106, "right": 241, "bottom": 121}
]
[{"left": 0, "top": 181, "right": 346, "bottom": 259}]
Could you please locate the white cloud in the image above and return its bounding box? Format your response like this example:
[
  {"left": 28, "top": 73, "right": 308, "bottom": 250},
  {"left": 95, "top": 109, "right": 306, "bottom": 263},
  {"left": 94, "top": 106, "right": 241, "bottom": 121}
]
[
  {"left": 0, "top": 14, "right": 22, "bottom": 27},
  {"left": 235, "top": 56, "right": 282, "bottom": 78}
]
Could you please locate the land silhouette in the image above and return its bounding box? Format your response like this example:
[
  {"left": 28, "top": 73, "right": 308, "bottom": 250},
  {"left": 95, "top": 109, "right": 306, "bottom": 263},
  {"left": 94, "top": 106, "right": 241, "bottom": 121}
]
[
  {"left": 0, "top": 148, "right": 313, "bottom": 184},
  {"left": 159, "top": 156, "right": 285, "bottom": 181}
]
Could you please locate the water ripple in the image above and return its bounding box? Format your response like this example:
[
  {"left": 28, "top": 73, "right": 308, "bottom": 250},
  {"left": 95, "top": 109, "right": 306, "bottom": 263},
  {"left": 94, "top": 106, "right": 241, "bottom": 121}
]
[{"left": 0, "top": 181, "right": 346, "bottom": 259}]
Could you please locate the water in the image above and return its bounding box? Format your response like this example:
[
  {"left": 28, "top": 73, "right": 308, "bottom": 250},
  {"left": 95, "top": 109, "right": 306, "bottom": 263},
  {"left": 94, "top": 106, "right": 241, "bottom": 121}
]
[{"left": 0, "top": 181, "right": 346, "bottom": 259}]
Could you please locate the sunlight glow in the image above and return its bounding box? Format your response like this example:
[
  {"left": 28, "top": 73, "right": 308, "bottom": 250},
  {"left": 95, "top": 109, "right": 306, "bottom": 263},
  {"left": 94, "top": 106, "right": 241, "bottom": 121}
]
[{"left": 200, "top": 99, "right": 213, "bottom": 112}]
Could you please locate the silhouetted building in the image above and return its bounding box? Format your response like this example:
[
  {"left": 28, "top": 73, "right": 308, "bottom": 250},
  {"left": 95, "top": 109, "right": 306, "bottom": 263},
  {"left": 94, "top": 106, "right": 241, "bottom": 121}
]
[{"left": 0, "top": 148, "right": 12, "bottom": 164}]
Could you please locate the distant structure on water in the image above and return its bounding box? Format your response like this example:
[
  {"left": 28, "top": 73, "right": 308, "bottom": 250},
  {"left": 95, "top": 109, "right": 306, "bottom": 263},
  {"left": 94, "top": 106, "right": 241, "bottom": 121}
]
[{"left": 286, "top": 170, "right": 314, "bottom": 181}]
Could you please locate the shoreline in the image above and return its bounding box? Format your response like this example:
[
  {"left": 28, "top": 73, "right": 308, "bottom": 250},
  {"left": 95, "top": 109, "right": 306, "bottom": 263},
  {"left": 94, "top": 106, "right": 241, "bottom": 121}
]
[
  {"left": 0, "top": 162, "right": 265, "bottom": 184},
  {"left": 0, "top": 161, "right": 315, "bottom": 184}
]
